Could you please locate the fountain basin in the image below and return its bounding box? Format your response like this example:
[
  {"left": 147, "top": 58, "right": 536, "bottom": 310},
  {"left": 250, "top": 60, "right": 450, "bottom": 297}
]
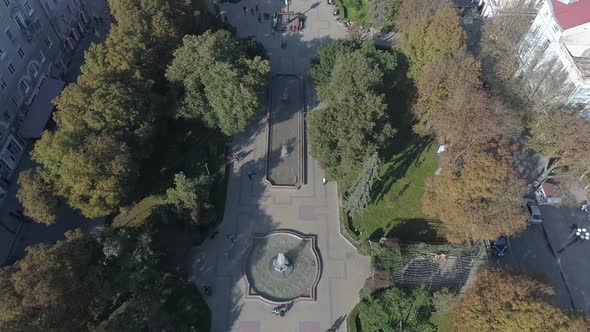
[{"left": 245, "top": 229, "right": 321, "bottom": 304}]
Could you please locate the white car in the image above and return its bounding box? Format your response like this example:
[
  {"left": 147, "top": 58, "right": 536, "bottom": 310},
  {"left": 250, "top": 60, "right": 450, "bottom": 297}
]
[{"left": 524, "top": 199, "right": 542, "bottom": 224}]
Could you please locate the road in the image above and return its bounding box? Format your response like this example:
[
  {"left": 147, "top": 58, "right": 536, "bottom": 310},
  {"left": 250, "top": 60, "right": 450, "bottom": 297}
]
[{"left": 496, "top": 205, "right": 590, "bottom": 314}]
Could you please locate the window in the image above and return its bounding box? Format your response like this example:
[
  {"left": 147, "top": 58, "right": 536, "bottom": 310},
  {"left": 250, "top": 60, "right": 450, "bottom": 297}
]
[
  {"left": 17, "top": 48, "right": 24, "bottom": 58},
  {"left": 3, "top": 0, "right": 10, "bottom": 7},
  {"left": 23, "top": 1, "right": 33, "bottom": 15},
  {"left": 44, "top": 37, "right": 52, "bottom": 48},
  {"left": 34, "top": 19, "right": 40, "bottom": 31},
  {"left": 7, "top": 139, "right": 23, "bottom": 159},
  {"left": 19, "top": 80, "right": 29, "bottom": 94},
  {"left": 14, "top": 14, "right": 26, "bottom": 30},
  {"left": 0, "top": 159, "right": 10, "bottom": 179},
  {"left": 553, "top": 25, "right": 559, "bottom": 32},
  {"left": 0, "top": 79, "right": 6, "bottom": 90},
  {"left": 29, "top": 63, "right": 39, "bottom": 77},
  {"left": 10, "top": 96, "right": 19, "bottom": 107},
  {"left": 39, "top": 50, "right": 46, "bottom": 63},
  {"left": 8, "top": 63, "right": 15, "bottom": 74},
  {"left": 5, "top": 29, "right": 15, "bottom": 41}
]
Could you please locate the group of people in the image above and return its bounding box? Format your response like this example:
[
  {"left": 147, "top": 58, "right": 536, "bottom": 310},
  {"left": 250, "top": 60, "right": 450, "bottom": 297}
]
[
  {"left": 242, "top": 3, "right": 273, "bottom": 24},
  {"left": 271, "top": 302, "right": 293, "bottom": 316}
]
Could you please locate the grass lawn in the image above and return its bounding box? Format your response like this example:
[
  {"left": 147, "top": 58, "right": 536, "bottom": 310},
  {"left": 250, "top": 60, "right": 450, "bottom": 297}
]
[{"left": 347, "top": 137, "right": 443, "bottom": 242}]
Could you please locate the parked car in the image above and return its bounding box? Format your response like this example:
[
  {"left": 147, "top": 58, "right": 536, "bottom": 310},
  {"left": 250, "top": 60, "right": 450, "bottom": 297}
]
[
  {"left": 523, "top": 199, "right": 542, "bottom": 224},
  {"left": 491, "top": 236, "right": 508, "bottom": 257}
]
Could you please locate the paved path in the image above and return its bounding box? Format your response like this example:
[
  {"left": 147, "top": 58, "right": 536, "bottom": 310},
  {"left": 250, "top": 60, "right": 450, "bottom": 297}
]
[{"left": 189, "top": 1, "right": 370, "bottom": 331}]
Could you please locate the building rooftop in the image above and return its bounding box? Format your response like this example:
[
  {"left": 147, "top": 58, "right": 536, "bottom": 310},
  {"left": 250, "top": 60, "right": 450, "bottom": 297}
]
[{"left": 551, "top": 0, "right": 590, "bottom": 30}]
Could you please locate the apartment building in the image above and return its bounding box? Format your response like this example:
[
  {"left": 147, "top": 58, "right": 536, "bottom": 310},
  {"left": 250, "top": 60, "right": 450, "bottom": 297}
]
[
  {"left": 0, "top": 0, "right": 91, "bottom": 201},
  {"left": 479, "top": 0, "right": 590, "bottom": 108}
]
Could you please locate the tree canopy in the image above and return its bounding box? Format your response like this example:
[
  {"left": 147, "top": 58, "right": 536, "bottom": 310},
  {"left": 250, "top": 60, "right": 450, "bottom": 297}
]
[
  {"left": 0, "top": 230, "right": 109, "bottom": 330},
  {"left": 16, "top": 169, "right": 59, "bottom": 225},
  {"left": 412, "top": 54, "right": 482, "bottom": 136},
  {"left": 399, "top": 5, "right": 466, "bottom": 78},
  {"left": 528, "top": 109, "right": 590, "bottom": 181},
  {"left": 27, "top": 0, "right": 208, "bottom": 218},
  {"left": 455, "top": 267, "right": 588, "bottom": 332},
  {"left": 343, "top": 152, "right": 381, "bottom": 216},
  {"left": 308, "top": 41, "right": 397, "bottom": 178},
  {"left": 0, "top": 227, "right": 210, "bottom": 331},
  {"left": 423, "top": 142, "right": 528, "bottom": 243},
  {"left": 357, "top": 286, "right": 435, "bottom": 332},
  {"left": 166, "top": 30, "right": 270, "bottom": 135}
]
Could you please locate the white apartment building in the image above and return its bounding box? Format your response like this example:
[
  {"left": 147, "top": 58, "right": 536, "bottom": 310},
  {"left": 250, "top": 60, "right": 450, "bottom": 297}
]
[
  {"left": 0, "top": 0, "right": 91, "bottom": 201},
  {"left": 479, "top": 0, "right": 590, "bottom": 108}
]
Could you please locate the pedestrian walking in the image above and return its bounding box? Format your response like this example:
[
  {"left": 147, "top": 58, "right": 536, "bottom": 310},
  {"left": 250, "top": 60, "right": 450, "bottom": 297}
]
[
  {"left": 224, "top": 15, "right": 229, "bottom": 23},
  {"left": 251, "top": 8, "right": 254, "bottom": 15},
  {"left": 322, "top": 177, "right": 327, "bottom": 185},
  {"left": 243, "top": 6, "right": 247, "bottom": 14},
  {"left": 255, "top": 2, "right": 259, "bottom": 11},
  {"left": 258, "top": 16, "right": 262, "bottom": 23}
]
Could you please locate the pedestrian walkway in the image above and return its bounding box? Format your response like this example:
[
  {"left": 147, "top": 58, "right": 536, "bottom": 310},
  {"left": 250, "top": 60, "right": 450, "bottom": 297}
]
[{"left": 189, "top": 1, "right": 370, "bottom": 331}]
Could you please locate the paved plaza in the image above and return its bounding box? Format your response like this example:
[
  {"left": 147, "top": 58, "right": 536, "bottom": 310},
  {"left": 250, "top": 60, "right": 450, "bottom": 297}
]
[{"left": 189, "top": 1, "right": 370, "bottom": 331}]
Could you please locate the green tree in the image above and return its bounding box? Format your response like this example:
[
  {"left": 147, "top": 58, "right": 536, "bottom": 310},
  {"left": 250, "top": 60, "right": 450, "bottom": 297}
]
[
  {"left": 308, "top": 49, "right": 396, "bottom": 178},
  {"left": 455, "top": 267, "right": 589, "bottom": 332},
  {"left": 33, "top": 133, "right": 137, "bottom": 218},
  {"left": 16, "top": 169, "right": 59, "bottom": 225},
  {"left": 357, "top": 286, "right": 436, "bottom": 332},
  {"left": 399, "top": 5, "right": 466, "bottom": 78},
  {"left": 166, "top": 30, "right": 270, "bottom": 135},
  {"left": 0, "top": 230, "right": 111, "bottom": 330},
  {"left": 343, "top": 152, "right": 381, "bottom": 215},
  {"left": 166, "top": 172, "right": 213, "bottom": 225}
]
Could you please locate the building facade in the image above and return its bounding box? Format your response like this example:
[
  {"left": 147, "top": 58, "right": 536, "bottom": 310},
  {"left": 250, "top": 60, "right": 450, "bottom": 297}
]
[
  {"left": 0, "top": 0, "right": 90, "bottom": 201},
  {"left": 479, "top": 0, "right": 590, "bottom": 108}
]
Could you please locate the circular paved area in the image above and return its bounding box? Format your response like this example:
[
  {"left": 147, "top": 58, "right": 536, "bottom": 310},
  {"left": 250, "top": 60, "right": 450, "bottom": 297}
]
[{"left": 189, "top": 0, "right": 371, "bottom": 331}]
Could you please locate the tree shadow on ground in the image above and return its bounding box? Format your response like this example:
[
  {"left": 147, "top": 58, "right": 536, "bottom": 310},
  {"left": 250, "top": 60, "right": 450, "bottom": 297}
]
[
  {"left": 372, "top": 137, "right": 433, "bottom": 203},
  {"left": 134, "top": 118, "right": 227, "bottom": 200},
  {"left": 386, "top": 218, "right": 446, "bottom": 243}
]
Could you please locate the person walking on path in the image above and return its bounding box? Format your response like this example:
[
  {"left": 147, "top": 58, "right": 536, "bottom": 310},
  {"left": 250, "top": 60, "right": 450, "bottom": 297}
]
[
  {"left": 247, "top": 171, "right": 256, "bottom": 181},
  {"left": 255, "top": 2, "right": 259, "bottom": 11},
  {"left": 243, "top": 6, "right": 247, "bottom": 14},
  {"left": 251, "top": 8, "right": 254, "bottom": 15},
  {"left": 322, "top": 177, "right": 327, "bottom": 185}
]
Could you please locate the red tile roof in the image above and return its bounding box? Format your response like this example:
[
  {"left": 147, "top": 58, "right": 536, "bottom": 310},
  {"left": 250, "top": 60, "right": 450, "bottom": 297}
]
[
  {"left": 541, "top": 181, "right": 562, "bottom": 198},
  {"left": 551, "top": 0, "right": 590, "bottom": 30}
]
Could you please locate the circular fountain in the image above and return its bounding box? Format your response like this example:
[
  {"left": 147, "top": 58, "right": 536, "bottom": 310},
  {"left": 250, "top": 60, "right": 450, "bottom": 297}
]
[{"left": 245, "top": 230, "right": 321, "bottom": 304}]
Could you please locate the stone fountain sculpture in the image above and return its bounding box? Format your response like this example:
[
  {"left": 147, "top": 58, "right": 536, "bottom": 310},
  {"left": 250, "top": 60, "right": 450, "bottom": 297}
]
[{"left": 270, "top": 252, "right": 294, "bottom": 279}]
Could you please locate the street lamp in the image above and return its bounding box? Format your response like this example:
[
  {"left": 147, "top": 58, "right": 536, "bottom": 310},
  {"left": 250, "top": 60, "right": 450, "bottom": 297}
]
[{"left": 558, "top": 228, "right": 590, "bottom": 254}]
